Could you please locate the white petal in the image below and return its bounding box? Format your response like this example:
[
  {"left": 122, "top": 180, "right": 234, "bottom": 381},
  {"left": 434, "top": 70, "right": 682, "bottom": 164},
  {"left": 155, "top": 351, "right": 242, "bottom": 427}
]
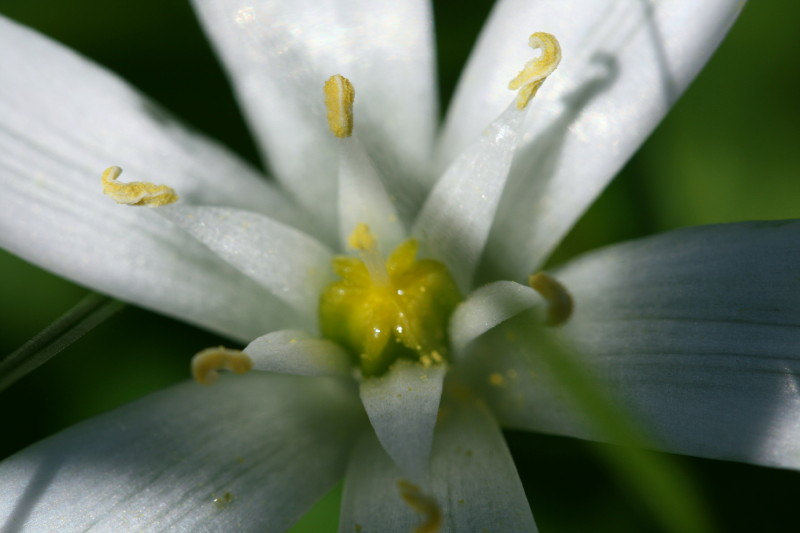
[
  {"left": 338, "top": 138, "right": 406, "bottom": 253},
  {"left": 191, "top": 0, "right": 438, "bottom": 230},
  {"left": 0, "top": 373, "right": 363, "bottom": 532},
  {"left": 160, "top": 205, "right": 333, "bottom": 322},
  {"left": 0, "top": 16, "right": 308, "bottom": 226},
  {"left": 245, "top": 329, "right": 352, "bottom": 377},
  {"left": 0, "top": 16, "right": 311, "bottom": 341},
  {"left": 413, "top": 103, "right": 524, "bottom": 291},
  {"left": 338, "top": 431, "right": 421, "bottom": 532},
  {"left": 486, "top": 221, "right": 800, "bottom": 470},
  {"left": 339, "top": 395, "right": 537, "bottom": 532},
  {"left": 450, "top": 280, "right": 543, "bottom": 356},
  {"left": 359, "top": 362, "right": 445, "bottom": 480},
  {"left": 438, "top": 0, "right": 744, "bottom": 279}
]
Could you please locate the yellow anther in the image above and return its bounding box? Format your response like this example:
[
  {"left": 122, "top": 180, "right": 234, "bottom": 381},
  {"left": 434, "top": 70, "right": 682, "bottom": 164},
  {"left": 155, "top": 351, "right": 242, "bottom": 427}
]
[
  {"left": 101, "top": 166, "right": 179, "bottom": 207},
  {"left": 508, "top": 32, "right": 562, "bottom": 110},
  {"left": 324, "top": 74, "right": 355, "bottom": 138},
  {"left": 191, "top": 347, "right": 253, "bottom": 385},
  {"left": 528, "top": 271, "right": 573, "bottom": 326},
  {"left": 397, "top": 481, "right": 442, "bottom": 533}
]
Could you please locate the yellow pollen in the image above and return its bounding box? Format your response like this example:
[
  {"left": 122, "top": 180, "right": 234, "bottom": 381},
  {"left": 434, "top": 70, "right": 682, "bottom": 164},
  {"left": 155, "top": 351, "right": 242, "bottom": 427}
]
[
  {"left": 100, "top": 166, "right": 179, "bottom": 207},
  {"left": 324, "top": 74, "right": 355, "bottom": 138},
  {"left": 419, "top": 350, "right": 444, "bottom": 368},
  {"left": 528, "top": 271, "right": 573, "bottom": 326},
  {"left": 191, "top": 347, "right": 253, "bottom": 385},
  {"left": 508, "top": 32, "right": 562, "bottom": 110},
  {"left": 397, "top": 481, "right": 442, "bottom": 533}
]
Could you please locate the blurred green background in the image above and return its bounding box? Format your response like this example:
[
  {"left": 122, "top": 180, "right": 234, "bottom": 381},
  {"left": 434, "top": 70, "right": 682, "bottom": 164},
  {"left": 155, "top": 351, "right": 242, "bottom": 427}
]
[{"left": 1, "top": 1, "right": 798, "bottom": 531}]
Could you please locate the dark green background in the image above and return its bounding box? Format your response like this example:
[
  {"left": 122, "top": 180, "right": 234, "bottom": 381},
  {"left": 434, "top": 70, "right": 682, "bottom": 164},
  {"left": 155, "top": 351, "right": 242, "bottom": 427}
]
[{"left": 1, "top": 1, "right": 798, "bottom": 531}]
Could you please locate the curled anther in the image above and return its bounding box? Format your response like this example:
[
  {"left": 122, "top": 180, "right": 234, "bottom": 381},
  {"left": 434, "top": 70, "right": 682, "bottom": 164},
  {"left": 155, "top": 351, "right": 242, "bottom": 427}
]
[
  {"left": 101, "top": 166, "right": 179, "bottom": 207},
  {"left": 324, "top": 74, "right": 355, "bottom": 138},
  {"left": 528, "top": 271, "right": 573, "bottom": 326},
  {"left": 192, "top": 347, "right": 253, "bottom": 385},
  {"left": 508, "top": 32, "right": 562, "bottom": 110},
  {"left": 397, "top": 480, "right": 442, "bottom": 533}
]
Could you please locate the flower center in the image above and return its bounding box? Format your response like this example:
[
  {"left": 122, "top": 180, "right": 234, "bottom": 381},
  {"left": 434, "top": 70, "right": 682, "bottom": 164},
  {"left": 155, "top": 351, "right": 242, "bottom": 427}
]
[{"left": 319, "top": 223, "right": 461, "bottom": 377}]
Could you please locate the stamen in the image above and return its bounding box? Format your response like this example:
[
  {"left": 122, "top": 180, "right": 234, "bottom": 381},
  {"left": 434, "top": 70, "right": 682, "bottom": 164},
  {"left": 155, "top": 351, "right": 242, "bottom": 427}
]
[
  {"left": 192, "top": 346, "right": 253, "bottom": 385},
  {"left": 101, "top": 166, "right": 179, "bottom": 207},
  {"left": 508, "top": 32, "right": 562, "bottom": 110},
  {"left": 324, "top": 74, "right": 355, "bottom": 138},
  {"left": 397, "top": 480, "right": 442, "bottom": 533},
  {"left": 348, "top": 223, "right": 389, "bottom": 285},
  {"left": 528, "top": 272, "right": 573, "bottom": 326}
]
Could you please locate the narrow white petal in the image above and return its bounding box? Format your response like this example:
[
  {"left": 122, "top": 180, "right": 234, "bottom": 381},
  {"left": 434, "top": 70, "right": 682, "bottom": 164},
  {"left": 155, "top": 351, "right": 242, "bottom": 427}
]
[
  {"left": 413, "top": 104, "right": 524, "bottom": 291},
  {"left": 427, "top": 396, "right": 537, "bottom": 532},
  {"left": 160, "top": 205, "right": 333, "bottom": 322},
  {"left": 338, "top": 138, "right": 406, "bottom": 253},
  {"left": 359, "top": 362, "right": 445, "bottom": 480},
  {"left": 338, "top": 432, "right": 421, "bottom": 532},
  {"left": 439, "top": 0, "right": 745, "bottom": 278},
  {"left": 0, "top": 373, "right": 363, "bottom": 532},
  {"left": 485, "top": 221, "right": 800, "bottom": 470},
  {"left": 450, "top": 280, "right": 543, "bottom": 356},
  {"left": 339, "top": 396, "right": 537, "bottom": 532},
  {"left": 191, "top": 0, "right": 438, "bottom": 229},
  {"left": 0, "top": 16, "right": 308, "bottom": 226},
  {"left": 0, "top": 16, "right": 311, "bottom": 341},
  {"left": 245, "top": 329, "right": 352, "bottom": 377}
]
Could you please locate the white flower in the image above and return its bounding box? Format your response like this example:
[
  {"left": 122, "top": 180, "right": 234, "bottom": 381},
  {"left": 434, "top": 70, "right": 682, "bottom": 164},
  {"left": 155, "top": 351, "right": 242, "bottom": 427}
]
[{"left": 1, "top": 1, "right": 798, "bottom": 532}]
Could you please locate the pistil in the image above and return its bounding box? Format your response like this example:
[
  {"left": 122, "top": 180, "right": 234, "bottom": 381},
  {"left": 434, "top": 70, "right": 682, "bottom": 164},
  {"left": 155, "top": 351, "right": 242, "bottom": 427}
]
[{"left": 348, "top": 223, "right": 390, "bottom": 286}]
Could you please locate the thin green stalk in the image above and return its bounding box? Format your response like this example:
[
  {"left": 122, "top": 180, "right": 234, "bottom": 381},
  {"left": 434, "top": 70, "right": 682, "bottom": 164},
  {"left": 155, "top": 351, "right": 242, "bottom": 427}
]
[
  {"left": 524, "top": 320, "right": 713, "bottom": 533},
  {"left": 0, "top": 293, "right": 124, "bottom": 392}
]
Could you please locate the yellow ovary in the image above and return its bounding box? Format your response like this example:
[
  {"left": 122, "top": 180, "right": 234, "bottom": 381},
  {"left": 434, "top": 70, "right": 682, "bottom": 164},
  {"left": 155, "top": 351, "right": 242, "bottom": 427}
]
[{"left": 320, "top": 225, "right": 461, "bottom": 377}]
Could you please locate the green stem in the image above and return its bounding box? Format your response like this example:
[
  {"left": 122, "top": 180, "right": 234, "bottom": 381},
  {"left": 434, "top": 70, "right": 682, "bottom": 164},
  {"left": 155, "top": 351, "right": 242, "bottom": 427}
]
[
  {"left": 0, "top": 293, "right": 124, "bottom": 392},
  {"left": 525, "top": 320, "right": 713, "bottom": 533}
]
